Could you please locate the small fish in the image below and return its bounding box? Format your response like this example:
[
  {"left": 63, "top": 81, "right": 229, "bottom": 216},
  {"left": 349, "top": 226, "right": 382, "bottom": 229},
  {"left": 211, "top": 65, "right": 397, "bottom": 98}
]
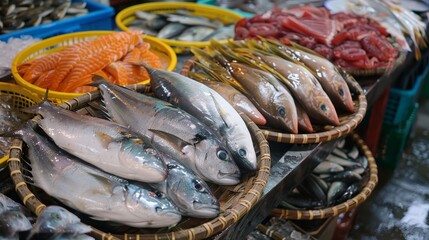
[
  {"left": 151, "top": 157, "right": 219, "bottom": 218},
  {"left": 313, "top": 161, "right": 344, "bottom": 174},
  {"left": 157, "top": 22, "right": 187, "bottom": 39},
  {"left": 0, "top": 210, "right": 32, "bottom": 238},
  {"left": 334, "top": 182, "right": 360, "bottom": 206},
  {"left": 177, "top": 26, "right": 215, "bottom": 42},
  {"left": 163, "top": 13, "right": 223, "bottom": 29},
  {"left": 144, "top": 65, "right": 257, "bottom": 171},
  {"left": 297, "top": 175, "right": 326, "bottom": 202},
  {"left": 327, "top": 181, "right": 348, "bottom": 205},
  {"left": 326, "top": 155, "right": 362, "bottom": 169},
  {"left": 202, "top": 24, "right": 235, "bottom": 41},
  {"left": 29, "top": 206, "right": 91, "bottom": 235},
  {"left": 23, "top": 100, "right": 167, "bottom": 183},
  {"left": 13, "top": 122, "right": 182, "bottom": 228},
  {"left": 321, "top": 170, "right": 362, "bottom": 183},
  {"left": 92, "top": 77, "right": 241, "bottom": 185},
  {"left": 347, "top": 145, "right": 360, "bottom": 159}
]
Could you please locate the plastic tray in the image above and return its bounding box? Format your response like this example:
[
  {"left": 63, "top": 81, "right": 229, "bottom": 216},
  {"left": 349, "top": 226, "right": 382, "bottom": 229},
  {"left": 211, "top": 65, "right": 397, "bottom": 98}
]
[
  {"left": 11, "top": 31, "right": 177, "bottom": 104},
  {"left": 0, "top": 0, "right": 115, "bottom": 42},
  {"left": 378, "top": 103, "right": 419, "bottom": 170},
  {"left": 384, "top": 66, "right": 428, "bottom": 125},
  {"left": 115, "top": 2, "right": 243, "bottom": 53}
]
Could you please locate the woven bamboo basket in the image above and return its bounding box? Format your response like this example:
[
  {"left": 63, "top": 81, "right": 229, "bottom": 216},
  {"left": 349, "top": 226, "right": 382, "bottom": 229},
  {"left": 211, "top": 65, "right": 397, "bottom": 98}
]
[
  {"left": 0, "top": 83, "right": 41, "bottom": 168},
  {"left": 181, "top": 57, "right": 367, "bottom": 144},
  {"left": 7, "top": 84, "right": 271, "bottom": 240},
  {"left": 271, "top": 132, "right": 378, "bottom": 220}
]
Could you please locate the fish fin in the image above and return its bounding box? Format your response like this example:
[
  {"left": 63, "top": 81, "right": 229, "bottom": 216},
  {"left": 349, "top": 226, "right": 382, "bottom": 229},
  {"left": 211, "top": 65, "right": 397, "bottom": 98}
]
[
  {"left": 209, "top": 92, "right": 230, "bottom": 129},
  {"left": 149, "top": 129, "right": 192, "bottom": 151},
  {"left": 95, "top": 131, "right": 133, "bottom": 149}
]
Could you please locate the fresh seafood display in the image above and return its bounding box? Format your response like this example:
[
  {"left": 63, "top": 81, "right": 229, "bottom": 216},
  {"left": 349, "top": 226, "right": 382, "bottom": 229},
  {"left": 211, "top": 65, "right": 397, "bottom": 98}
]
[
  {"left": 233, "top": 5, "right": 400, "bottom": 71},
  {"left": 144, "top": 65, "right": 257, "bottom": 170},
  {"left": 16, "top": 31, "right": 165, "bottom": 93},
  {"left": 93, "top": 77, "right": 241, "bottom": 185},
  {"left": 186, "top": 38, "right": 356, "bottom": 133},
  {"left": 0, "top": 0, "right": 89, "bottom": 35},
  {"left": 12, "top": 122, "right": 182, "bottom": 228},
  {"left": 0, "top": 193, "right": 32, "bottom": 239},
  {"left": 279, "top": 135, "right": 369, "bottom": 209},
  {"left": 23, "top": 99, "right": 167, "bottom": 183},
  {"left": 126, "top": 9, "right": 235, "bottom": 42}
]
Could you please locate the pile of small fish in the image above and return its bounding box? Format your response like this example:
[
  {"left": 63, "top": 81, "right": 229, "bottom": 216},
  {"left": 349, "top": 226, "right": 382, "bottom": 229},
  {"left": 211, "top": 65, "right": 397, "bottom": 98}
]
[
  {"left": 187, "top": 38, "right": 356, "bottom": 134},
  {"left": 0, "top": 0, "right": 89, "bottom": 34},
  {"left": 7, "top": 66, "right": 258, "bottom": 228},
  {"left": 0, "top": 193, "right": 92, "bottom": 240},
  {"left": 279, "top": 135, "right": 369, "bottom": 210},
  {"left": 126, "top": 9, "right": 235, "bottom": 42},
  {"left": 17, "top": 31, "right": 164, "bottom": 93}
]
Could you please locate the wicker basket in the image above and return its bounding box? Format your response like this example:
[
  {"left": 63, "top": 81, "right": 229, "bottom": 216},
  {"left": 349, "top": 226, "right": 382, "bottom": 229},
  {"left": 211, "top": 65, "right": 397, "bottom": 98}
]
[
  {"left": 115, "top": 2, "right": 243, "bottom": 54},
  {"left": 11, "top": 31, "right": 177, "bottom": 104},
  {"left": 7, "top": 84, "right": 271, "bottom": 240},
  {"left": 181, "top": 57, "right": 367, "bottom": 144},
  {"left": 271, "top": 132, "right": 378, "bottom": 220},
  {"left": 0, "top": 83, "right": 41, "bottom": 168}
]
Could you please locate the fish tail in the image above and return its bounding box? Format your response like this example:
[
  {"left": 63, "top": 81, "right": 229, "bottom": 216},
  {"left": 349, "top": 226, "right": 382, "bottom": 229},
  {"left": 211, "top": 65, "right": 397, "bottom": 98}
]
[{"left": 20, "top": 89, "right": 51, "bottom": 115}]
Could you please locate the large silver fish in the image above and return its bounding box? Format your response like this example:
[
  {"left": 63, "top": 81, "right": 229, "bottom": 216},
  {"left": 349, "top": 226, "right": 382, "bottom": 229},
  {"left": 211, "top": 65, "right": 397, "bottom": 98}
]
[
  {"left": 94, "top": 78, "right": 241, "bottom": 185},
  {"left": 23, "top": 100, "right": 167, "bottom": 183},
  {"left": 152, "top": 157, "right": 219, "bottom": 218},
  {"left": 263, "top": 40, "right": 354, "bottom": 113},
  {"left": 227, "top": 62, "right": 298, "bottom": 134},
  {"left": 255, "top": 54, "right": 340, "bottom": 126},
  {"left": 16, "top": 123, "right": 182, "bottom": 228},
  {"left": 145, "top": 66, "right": 257, "bottom": 171}
]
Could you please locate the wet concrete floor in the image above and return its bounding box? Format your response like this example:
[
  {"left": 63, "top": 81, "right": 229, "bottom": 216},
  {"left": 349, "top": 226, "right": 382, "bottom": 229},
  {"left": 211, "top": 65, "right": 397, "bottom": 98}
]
[{"left": 348, "top": 99, "right": 429, "bottom": 239}]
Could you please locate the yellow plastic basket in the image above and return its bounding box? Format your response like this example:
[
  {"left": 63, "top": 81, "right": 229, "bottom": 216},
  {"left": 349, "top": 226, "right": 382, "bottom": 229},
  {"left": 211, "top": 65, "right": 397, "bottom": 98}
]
[
  {"left": 11, "top": 30, "right": 177, "bottom": 104},
  {"left": 0, "top": 83, "right": 41, "bottom": 168},
  {"left": 115, "top": 2, "right": 243, "bottom": 53}
]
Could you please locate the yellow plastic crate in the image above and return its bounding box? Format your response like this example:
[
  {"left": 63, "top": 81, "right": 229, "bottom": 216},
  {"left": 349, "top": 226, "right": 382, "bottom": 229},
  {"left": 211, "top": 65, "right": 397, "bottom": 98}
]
[
  {"left": 115, "top": 2, "right": 243, "bottom": 53},
  {"left": 11, "top": 31, "right": 177, "bottom": 104}
]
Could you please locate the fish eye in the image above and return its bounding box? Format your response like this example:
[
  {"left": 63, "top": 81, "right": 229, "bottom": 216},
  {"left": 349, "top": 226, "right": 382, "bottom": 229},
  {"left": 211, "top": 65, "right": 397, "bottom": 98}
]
[
  {"left": 167, "top": 163, "right": 177, "bottom": 169},
  {"left": 145, "top": 148, "right": 157, "bottom": 156},
  {"left": 339, "top": 88, "right": 344, "bottom": 96},
  {"left": 194, "top": 181, "right": 204, "bottom": 192},
  {"left": 320, "top": 104, "right": 327, "bottom": 112},
  {"left": 217, "top": 149, "right": 228, "bottom": 160},
  {"left": 278, "top": 107, "right": 286, "bottom": 117},
  {"left": 154, "top": 191, "right": 166, "bottom": 199},
  {"left": 239, "top": 149, "right": 247, "bottom": 157}
]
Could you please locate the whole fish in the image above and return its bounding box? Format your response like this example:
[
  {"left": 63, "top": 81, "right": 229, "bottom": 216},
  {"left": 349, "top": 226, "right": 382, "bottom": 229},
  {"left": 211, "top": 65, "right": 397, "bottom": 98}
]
[
  {"left": 163, "top": 13, "right": 223, "bottom": 29},
  {"left": 93, "top": 78, "right": 241, "bottom": 185},
  {"left": 263, "top": 40, "right": 355, "bottom": 112},
  {"left": 157, "top": 22, "right": 187, "bottom": 39},
  {"left": 29, "top": 206, "right": 91, "bottom": 236},
  {"left": 227, "top": 62, "right": 298, "bottom": 134},
  {"left": 177, "top": 26, "right": 215, "bottom": 42},
  {"left": 190, "top": 75, "right": 267, "bottom": 126},
  {"left": 152, "top": 157, "right": 219, "bottom": 218},
  {"left": 145, "top": 66, "right": 257, "bottom": 171},
  {"left": 14, "top": 122, "right": 182, "bottom": 228},
  {"left": 255, "top": 54, "right": 339, "bottom": 126},
  {"left": 23, "top": 100, "right": 167, "bottom": 183}
]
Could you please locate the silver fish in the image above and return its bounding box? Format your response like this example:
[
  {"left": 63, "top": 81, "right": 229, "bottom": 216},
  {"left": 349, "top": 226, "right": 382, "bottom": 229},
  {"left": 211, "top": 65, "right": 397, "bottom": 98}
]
[
  {"left": 228, "top": 62, "right": 298, "bottom": 134},
  {"left": 145, "top": 66, "right": 257, "bottom": 171},
  {"left": 256, "top": 54, "right": 340, "bottom": 126},
  {"left": 16, "top": 123, "right": 182, "bottom": 228},
  {"left": 23, "top": 100, "right": 167, "bottom": 183},
  {"left": 177, "top": 26, "right": 215, "bottom": 42},
  {"left": 157, "top": 22, "right": 187, "bottom": 39},
  {"left": 202, "top": 24, "right": 235, "bottom": 41},
  {"left": 163, "top": 13, "right": 223, "bottom": 29},
  {"left": 29, "top": 206, "right": 91, "bottom": 235},
  {"left": 94, "top": 78, "right": 241, "bottom": 185},
  {"left": 0, "top": 210, "right": 32, "bottom": 238},
  {"left": 152, "top": 157, "right": 219, "bottom": 218}
]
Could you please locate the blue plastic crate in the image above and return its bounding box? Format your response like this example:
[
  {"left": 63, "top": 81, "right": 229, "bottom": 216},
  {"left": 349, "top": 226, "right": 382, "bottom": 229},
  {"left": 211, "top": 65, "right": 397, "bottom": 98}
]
[
  {"left": 384, "top": 65, "right": 428, "bottom": 125},
  {"left": 0, "top": 0, "right": 114, "bottom": 42}
]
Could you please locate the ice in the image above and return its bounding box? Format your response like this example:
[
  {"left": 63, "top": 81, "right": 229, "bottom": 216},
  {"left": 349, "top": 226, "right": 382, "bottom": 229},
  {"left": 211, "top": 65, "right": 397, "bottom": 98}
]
[{"left": 0, "top": 36, "right": 41, "bottom": 69}]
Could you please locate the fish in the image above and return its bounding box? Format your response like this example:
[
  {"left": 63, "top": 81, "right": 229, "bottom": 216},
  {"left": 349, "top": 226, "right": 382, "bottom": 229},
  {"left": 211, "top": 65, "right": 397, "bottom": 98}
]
[
  {"left": 327, "top": 181, "right": 348, "bottom": 205},
  {"left": 190, "top": 75, "right": 267, "bottom": 126},
  {"left": 22, "top": 99, "right": 167, "bottom": 183},
  {"left": 144, "top": 65, "right": 257, "bottom": 171},
  {"left": 92, "top": 77, "right": 241, "bottom": 185},
  {"left": 202, "top": 24, "right": 235, "bottom": 41},
  {"left": 296, "top": 102, "right": 313, "bottom": 133},
  {"left": 157, "top": 22, "right": 187, "bottom": 39},
  {"left": 226, "top": 62, "right": 298, "bottom": 134},
  {"left": 313, "top": 161, "right": 344, "bottom": 174},
  {"left": 13, "top": 122, "right": 182, "bottom": 228},
  {"left": 163, "top": 13, "right": 223, "bottom": 29},
  {"left": 177, "top": 26, "right": 215, "bottom": 42},
  {"left": 263, "top": 39, "right": 355, "bottom": 113},
  {"left": 29, "top": 206, "right": 91, "bottom": 236},
  {"left": 0, "top": 193, "right": 32, "bottom": 239},
  {"left": 151, "top": 157, "right": 219, "bottom": 218}
]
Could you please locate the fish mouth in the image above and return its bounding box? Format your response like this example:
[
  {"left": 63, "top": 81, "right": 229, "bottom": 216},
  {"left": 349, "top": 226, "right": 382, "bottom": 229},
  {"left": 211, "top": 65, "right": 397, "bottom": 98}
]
[
  {"left": 155, "top": 207, "right": 181, "bottom": 217},
  {"left": 191, "top": 203, "right": 220, "bottom": 218},
  {"left": 217, "top": 171, "right": 241, "bottom": 185}
]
